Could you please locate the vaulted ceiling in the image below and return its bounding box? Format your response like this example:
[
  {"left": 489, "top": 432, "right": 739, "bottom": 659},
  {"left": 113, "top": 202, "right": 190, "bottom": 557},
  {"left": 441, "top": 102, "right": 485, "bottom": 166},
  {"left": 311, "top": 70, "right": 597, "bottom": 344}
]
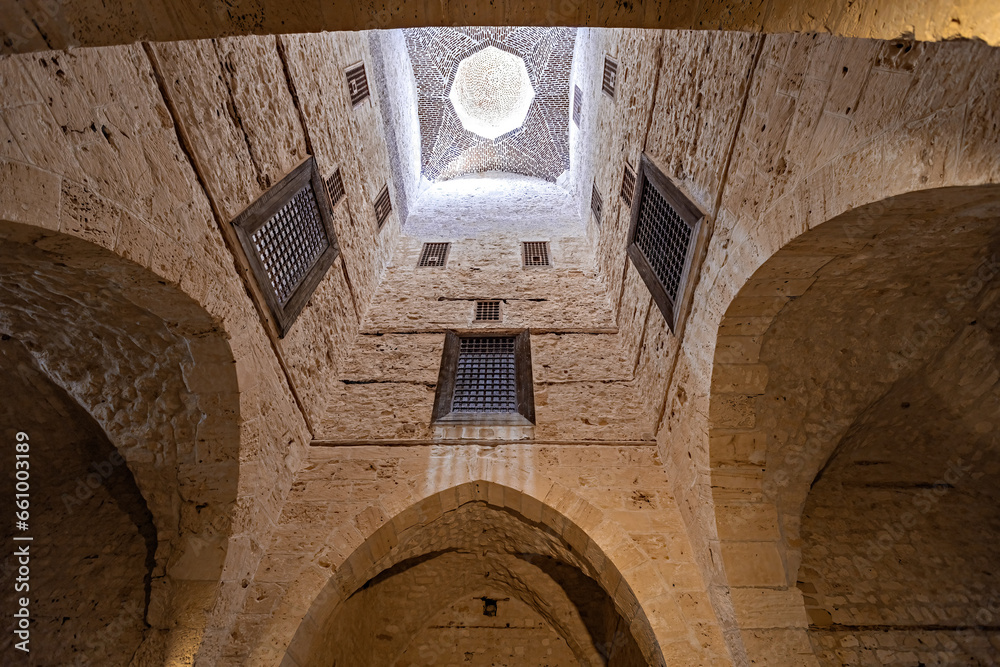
[{"left": 404, "top": 27, "right": 575, "bottom": 182}]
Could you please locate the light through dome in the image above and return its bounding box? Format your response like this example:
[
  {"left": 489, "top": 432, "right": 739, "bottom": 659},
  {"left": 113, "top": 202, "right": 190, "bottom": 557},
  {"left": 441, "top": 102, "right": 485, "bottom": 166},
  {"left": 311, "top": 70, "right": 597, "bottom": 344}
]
[{"left": 448, "top": 46, "right": 535, "bottom": 140}]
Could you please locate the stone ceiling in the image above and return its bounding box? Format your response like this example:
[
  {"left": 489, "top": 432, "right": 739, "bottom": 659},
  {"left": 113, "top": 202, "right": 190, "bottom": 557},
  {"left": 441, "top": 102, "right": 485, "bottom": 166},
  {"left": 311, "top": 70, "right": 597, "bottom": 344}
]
[{"left": 404, "top": 27, "right": 575, "bottom": 182}]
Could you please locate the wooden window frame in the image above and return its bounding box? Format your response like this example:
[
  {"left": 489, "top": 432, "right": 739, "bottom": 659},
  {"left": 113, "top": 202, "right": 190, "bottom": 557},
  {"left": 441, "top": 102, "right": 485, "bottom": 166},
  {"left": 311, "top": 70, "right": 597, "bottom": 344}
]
[
  {"left": 231, "top": 156, "right": 339, "bottom": 337},
  {"left": 521, "top": 241, "right": 552, "bottom": 268},
  {"left": 591, "top": 180, "right": 603, "bottom": 225},
  {"left": 602, "top": 55, "right": 618, "bottom": 98},
  {"left": 374, "top": 184, "right": 392, "bottom": 230},
  {"left": 620, "top": 161, "right": 636, "bottom": 206},
  {"left": 626, "top": 153, "right": 707, "bottom": 333},
  {"left": 432, "top": 330, "right": 535, "bottom": 426},
  {"left": 417, "top": 242, "right": 450, "bottom": 268},
  {"left": 572, "top": 84, "right": 582, "bottom": 127},
  {"left": 345, "top": 61, "right": 370, "bottom": 106}
]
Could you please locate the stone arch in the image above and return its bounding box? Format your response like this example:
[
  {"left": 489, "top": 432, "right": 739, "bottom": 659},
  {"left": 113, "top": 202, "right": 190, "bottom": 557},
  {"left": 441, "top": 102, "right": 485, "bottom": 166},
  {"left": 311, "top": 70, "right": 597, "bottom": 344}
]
[
  {"left": 0, "top": 219, "right": 243, "bottom": 662},
  {"left": 706, "top": 184, "right": 1000, "bottom": 662},
  {"left": 258, "top": 474, "right": 678, "bottom": 666}
]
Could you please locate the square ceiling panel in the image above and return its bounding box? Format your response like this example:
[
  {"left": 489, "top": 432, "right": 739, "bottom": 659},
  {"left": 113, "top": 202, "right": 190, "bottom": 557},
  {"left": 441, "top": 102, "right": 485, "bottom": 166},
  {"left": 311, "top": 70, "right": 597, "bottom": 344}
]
[{"left": 404, "top": 27, "right": 575, "bottom": 183}]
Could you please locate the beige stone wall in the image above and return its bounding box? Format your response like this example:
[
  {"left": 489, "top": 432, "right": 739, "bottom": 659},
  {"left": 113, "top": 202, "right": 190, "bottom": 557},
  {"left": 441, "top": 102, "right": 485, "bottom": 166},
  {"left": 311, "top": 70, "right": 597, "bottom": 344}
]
[
  {"left": 230, "top": 446, "right": 731, "bottom": 666},
  {"left": 148, "top": 31, "right": 399, "bottom": 427},
  {"left": 4, "top": 0, "right": 999, "bottom": 52},
  {"left": 0, "top": 40, "right": 321, "bottom": 662},
  {"left": 566, "top": 27, "right": 1000, "bottom": 664},
  {"left": 0, "top": 339, "right": 153, "bottom": 664},
  {"left": 1, "top": 20, "right": 999, "bottom": 667},
  {"left": 397, "top": 595, "right": 578, "bottom": 667}
]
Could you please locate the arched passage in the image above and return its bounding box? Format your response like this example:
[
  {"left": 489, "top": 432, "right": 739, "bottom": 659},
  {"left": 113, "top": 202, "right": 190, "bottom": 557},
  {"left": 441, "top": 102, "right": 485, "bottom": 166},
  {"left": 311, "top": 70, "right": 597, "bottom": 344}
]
[
  {"left": 280, "top": 480, "right": 664, "bottom": 666},
  {"left": 0, "top": 220, "right": 243, "bottom": 663},
  {"left": 707, "top": 185, "right": 1000, "bottom": 662}
]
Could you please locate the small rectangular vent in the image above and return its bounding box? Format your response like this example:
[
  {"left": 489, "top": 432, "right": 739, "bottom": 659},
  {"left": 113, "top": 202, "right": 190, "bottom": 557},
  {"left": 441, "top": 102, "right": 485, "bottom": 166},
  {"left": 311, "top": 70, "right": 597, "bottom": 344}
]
[
  {"left": 452, "top": 336, "right": 517, "bottom": 413},
  {"left": 522, "top": 241, "right": 550, "bottom": 267},
  {"left": 346, "top": 62, "right": 370, "bottom": 106},
  {"left": 326, "top": 168, "right": 345, "bottom": 206},
  {"left": 621, "top": 163, "right": 636, "bottom": 206},
  {"left": 572, "top": 84, "right": 582, "bottom": 127},
  {"left": 475, "top": 300, "right": 501, "bottom": 321},
  {"left": 418, "top": 242, "right": 450, "bottom": 268},
  {"left": 591, "top": 182, "right": 603, "bottom": 225},
  {"left": 374, "top": 185, "right": 392, "bottom": 228},
  {"left": 602, "top": 56, "right": 618, "bottom": 97}
]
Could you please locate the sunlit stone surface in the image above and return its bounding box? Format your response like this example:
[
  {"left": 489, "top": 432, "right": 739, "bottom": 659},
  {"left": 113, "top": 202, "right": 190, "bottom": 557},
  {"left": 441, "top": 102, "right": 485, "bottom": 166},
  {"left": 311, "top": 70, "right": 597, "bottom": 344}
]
[{"left": 448, "top": 46, "right": 535, "bottom": 140}]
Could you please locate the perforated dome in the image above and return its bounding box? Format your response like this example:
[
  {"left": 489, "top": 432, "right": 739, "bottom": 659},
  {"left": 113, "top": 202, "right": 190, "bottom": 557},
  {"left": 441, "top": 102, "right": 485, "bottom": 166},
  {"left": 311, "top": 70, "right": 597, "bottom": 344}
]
[{"left": 448, "top": 47, "right": 535, "bottom": 140}]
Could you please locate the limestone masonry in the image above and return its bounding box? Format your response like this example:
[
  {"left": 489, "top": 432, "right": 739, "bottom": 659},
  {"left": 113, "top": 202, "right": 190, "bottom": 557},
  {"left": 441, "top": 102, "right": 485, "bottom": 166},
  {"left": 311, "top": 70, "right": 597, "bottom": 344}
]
[{"left": 0, "top": 3, "right": 999, "bottom": 666}]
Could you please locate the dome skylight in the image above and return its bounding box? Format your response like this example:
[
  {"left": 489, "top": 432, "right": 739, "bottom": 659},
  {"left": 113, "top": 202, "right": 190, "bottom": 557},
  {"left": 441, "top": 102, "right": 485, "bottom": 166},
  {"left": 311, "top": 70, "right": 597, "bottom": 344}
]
[{"left": 448, "top": 46, "right": 535, "bottom": 140}]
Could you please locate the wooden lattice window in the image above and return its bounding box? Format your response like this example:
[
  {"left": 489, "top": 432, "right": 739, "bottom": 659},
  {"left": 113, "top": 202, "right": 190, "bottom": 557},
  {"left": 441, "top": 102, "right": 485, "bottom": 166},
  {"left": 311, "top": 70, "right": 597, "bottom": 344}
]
[
  {"left": 591, "top": 181, "right": 603, "bottom": 225},
  {"left": 602, "top": 56, "right": 618, "bottom": 97},
  {"left": 232, "top": 157, "right": 339, "bottom": 336},
  {"left": 522, "top": 241, "right": 550, "bottom": 267},
  {"left": 374, "top": 185, "right": 392, "bottom": 229},
  {"left": 326, "top": 168, "right": 346, "bottom": 206},
  {"left": 475, "top": 300, "right": 501, "bottom": 321},
  {"left": 418, "top": 242, "right": 450, "bottom": 267},
  {"left": 626, "top": 154, "right": 705, "bottom": 333},
  {"left": 346, "top": 62, "right": 370, "bottom": 106},
  {"left": 621, "top": 162, "right": 636, "bottom": 206},
  {"left": 572, "top": 84, "right": 582, "bottom": 127},
  {"left": 432, "top": 331, "right": 534, "bottom": 425}
]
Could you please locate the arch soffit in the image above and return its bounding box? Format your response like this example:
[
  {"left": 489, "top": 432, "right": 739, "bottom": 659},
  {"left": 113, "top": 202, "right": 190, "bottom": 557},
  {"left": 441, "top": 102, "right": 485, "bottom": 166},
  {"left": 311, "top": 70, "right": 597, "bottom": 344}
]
[
  {"left": 0, "top": 219, "right": 243, "bottom": 579},
  {"left": 277, "top": 477, "right": 674, "bottom": 667},
  {"left": 706, "top": 184, "right": 1000, "bottom": 586}
]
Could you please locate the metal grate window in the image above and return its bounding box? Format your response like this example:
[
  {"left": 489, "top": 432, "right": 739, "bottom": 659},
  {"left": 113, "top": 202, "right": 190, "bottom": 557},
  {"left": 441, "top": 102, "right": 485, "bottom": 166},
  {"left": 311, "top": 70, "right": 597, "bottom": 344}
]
[
  {"left": 634, "top": 183, "right": 692, "bottom": 303},
  {"left": 627, "top": 154, "right": 705, "bottom": 333},
  {"left": 251, "top": 182, "right": 330, "bottom": 305},
  {"left": 374, "top": 185, "right": 392, "bottom": 228},
  {"left": 572, "top": 84, "right": 582, "bottom": 127},
  {"left": 621, "top": 163, "right": 636, "bottom": 206},
  {"left": 326, "top": 168, "right": 345, "bottom": 206},
  {"left": 451, "top": 336, "right": 517, "bottom": 413},
  {"left": 522, "top": 241, "right": 550, "bottom": 267},
  {"left": 232, "top": 157, "right": 339, "bottom": 337},
  {"left": 346, "top": 62, "right": 370, "bottom": 106},
  {"left": 591, "top": 182, "right": 603, "bottom": 225},
  {"left": 418, "top": 242, "right": 450, "bottom": 268},
  {"left": 602, "top": 56, "right": 618, "bottom": 97},
  {"left": 475, "top": 300, "right": 501, "bottom": 321}
]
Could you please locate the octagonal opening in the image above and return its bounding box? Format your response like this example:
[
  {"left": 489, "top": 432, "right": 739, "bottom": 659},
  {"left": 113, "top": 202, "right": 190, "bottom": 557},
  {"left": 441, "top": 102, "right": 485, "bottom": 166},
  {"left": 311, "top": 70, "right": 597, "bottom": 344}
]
[{"left": 449, "top": 46, "right": 535, "bottom": 140}]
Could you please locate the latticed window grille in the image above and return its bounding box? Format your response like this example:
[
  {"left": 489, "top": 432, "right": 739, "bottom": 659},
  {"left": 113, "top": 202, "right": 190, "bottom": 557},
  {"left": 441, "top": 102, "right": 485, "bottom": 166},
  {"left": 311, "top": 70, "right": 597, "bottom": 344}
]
[
  {"left": 475, "top": 300, "right": 501, "bottom": 321},
  {"left": 591, "top": 182, "right": 603, "bottom": 225},
  {"left": 326, "top": 168, "right": 345, "bottom": 206},
  {"left": 522, "top": 241, "right": 550, "bottom": 267},
  {"left": 232, "top": 157, "right": 339, "bottom": 337},
  {"left": 451, "top": 336, "right": 517, "bottom": 413},
  {"left": 418, "top": 242, "right": 450, "bottom": 267},
  {"left": 621, "top": 163, "right": 636, "bottom": 205},
  {"left": 627, "top": 154, "right": 705, "bottom": 332},
  {"left": 374, "top": 185, "right": 392, "bottom": 228},
  {"left": 346, "top": 62, "right": 370, "bottom": 106},
  {"left": 251, "top": 183, "right": 328, "bottom": 305},
  {"left": 432, "top": 331, "right": 535, "bottom": 425},
  {"left": 572, "top": 84, "right": 582, "bottom": 127},
  {"left": 634, "top": 184, "right": 691, "bottom": 302},
  {"left": 602, "top": 56, "right": 618, "bottom": 97}
]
